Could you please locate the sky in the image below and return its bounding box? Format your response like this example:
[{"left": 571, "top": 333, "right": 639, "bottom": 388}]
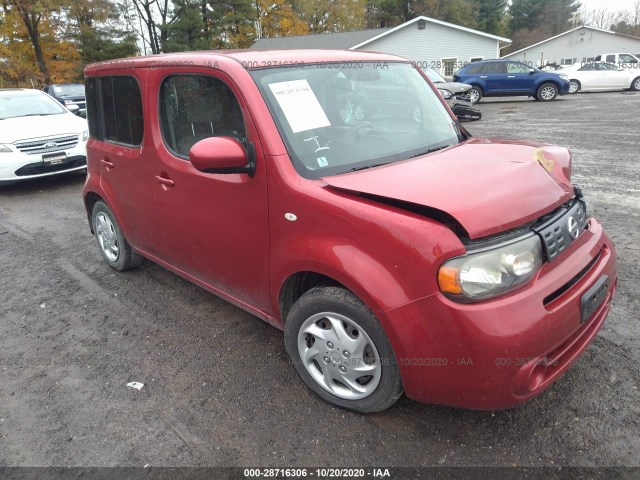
[{"left": 579, "top": 0, "right": 638, "bottom": 14}]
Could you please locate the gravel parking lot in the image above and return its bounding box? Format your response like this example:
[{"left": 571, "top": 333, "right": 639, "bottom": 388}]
[{"left": 1, "top": 91, "right": 639, "bottom": 470}]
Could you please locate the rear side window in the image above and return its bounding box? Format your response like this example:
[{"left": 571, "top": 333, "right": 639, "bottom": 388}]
[
  {"left": 85, "top": 75, "right": 143, "bottom": 147},
  {"left": 466, "top": 63, "right": 484, "bottom": 74},
  {"left": 159, "top": 75, "right": 246, "bottom": 159},
  {"left": 85, "top": 77, "right": 100, "bottom": 137},
  {"left": 605, "top": 54, "right": 615, "bottom": 63}
]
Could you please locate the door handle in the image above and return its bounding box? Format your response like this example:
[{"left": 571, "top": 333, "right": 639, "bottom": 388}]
[
  {"left": 507, "top": 75, "right": 516, "bottom": 78},
  {"left": 480, "top": 76, "right": 487, "bottom": 79},
  {"left": 155, "top": 175, "right": 175, "bottom": 189},
  {"left": 101, "top": 158, "right": 114, "bottom": 169}
]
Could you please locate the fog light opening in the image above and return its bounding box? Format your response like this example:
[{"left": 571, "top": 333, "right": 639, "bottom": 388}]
[{"left": 528, "top": 362, "right": 548, "bottom": 392}]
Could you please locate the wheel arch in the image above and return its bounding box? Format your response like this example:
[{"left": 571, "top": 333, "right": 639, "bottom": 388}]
[
  {"left": 539, "top": 80, "right": 561, "bottom": 91},
  {"left": 278, "top": 271, "right": 347, "bottom": 323},
  {"left": 84, "top": 191, "right": 104, "bottom": 233},
  {"left": 273, "top": 240, "right": 415, "bottom": 328}
]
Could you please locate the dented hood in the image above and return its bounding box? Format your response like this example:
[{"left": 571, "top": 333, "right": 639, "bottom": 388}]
[{"left": 322, "top": 138, "right": 574, "bottom": 239}]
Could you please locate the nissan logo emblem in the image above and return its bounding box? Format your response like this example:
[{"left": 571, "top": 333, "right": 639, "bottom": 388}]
[{"left": 567, "top": 216, "right": 580, "bottom": 240}]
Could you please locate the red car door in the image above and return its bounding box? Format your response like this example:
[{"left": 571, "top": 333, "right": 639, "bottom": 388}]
[
  {"left": 88, "top": 72, "right": 159, "bottom": 255},
  {"left": 143, "top": 68, "right": 270, "bottom": 311}
]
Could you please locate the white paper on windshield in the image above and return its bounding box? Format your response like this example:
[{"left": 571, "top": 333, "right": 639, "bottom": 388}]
[{"left": 268, "top": 80, "right": 330, "bottom": 133}]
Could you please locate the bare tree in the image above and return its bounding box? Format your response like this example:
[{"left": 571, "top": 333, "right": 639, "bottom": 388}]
[{"left": 579, "top": 5, "right": 623, "bottom": 30}]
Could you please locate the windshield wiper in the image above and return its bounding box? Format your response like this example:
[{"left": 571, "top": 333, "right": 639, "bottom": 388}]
[
  {"left": 349, "top": 162, "right": 392, "bottom": 172},
  {"left": 408, "top": 145, "right": 450, "bottom": 159},
  {"left": 21, "top": 113, "right": 56, "bottom": 117}
]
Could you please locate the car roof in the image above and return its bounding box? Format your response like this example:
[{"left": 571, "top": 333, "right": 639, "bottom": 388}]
[
  {"left": 472, "top": 59, "right": 519, "bottom": 63},
  {"left": 85, "top": 49, "right": 408, "bottom": 74}
]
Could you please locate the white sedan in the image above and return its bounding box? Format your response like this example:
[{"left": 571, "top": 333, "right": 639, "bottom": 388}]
[
  {"left": 0, "top": 89, "right": 88, "bottom": 183},
  {"left": 564, "top": 62, "right": 640, "bottom": 93}
]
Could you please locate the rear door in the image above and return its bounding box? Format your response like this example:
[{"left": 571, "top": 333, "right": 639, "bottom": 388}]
[
  {"left": 597, "top": 62, "right": 630, "bottom": 88},
  {"left": 481, "top": 61, "right": 508, "bottom": 94},
  {"left": 86, "top": 72, "right": 158, "bottom": 254}
]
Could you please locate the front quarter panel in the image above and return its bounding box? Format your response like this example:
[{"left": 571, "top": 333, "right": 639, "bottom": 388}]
[{"left": 267, "top": 156, "right": 465, "bottom": 326}]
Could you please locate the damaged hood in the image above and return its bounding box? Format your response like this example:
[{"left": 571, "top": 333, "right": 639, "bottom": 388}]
[{"left": 322, "top": 138, "right": 574, "bottom": 239}]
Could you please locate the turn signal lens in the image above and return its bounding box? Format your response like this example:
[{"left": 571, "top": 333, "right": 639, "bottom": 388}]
[{"left": 437, "top": 266, "right": 463, "bottom": 294}]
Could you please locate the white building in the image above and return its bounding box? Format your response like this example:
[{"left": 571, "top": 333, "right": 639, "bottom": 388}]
[
  {"left": 252, "top": 16, "right": 511, "bottom": 78},
  {"left": 502, "top": 26, "right": 640, "bottom": 67}
]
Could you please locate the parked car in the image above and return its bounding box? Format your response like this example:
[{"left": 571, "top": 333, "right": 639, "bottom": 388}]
[
  {"left": 0, "top": 89, "right": 88, "bottom": 183},
  {"left": 421, "top": 66, "right": 472, "bottom": 98},
  {"left": 453, "top": 59, "right": 571, "bottom": 103},
  {"left": 43, "top": 83, "right": 86, "bottom": 117},
  {"left": 562, "top": 62, "right": 640, "bottom": 93},
  {"left": 83, "top": 50, "right": 616, "bottom": 412},
  {"left": 593, "top": 53, "right": 640, "bottom": 69},
  {"left": 421, "top": 67, "right": 482, "bottom": 121}
]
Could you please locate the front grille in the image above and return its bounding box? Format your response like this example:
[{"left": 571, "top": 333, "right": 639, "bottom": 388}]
[
  {"left": 14, "top": 156, "right": 86, "bottom": 176},
  {"left": 534, "top": 199, "right": 588, "bottom": 261},
  {"left": 14, "top": 135, "right": 79, "bottom": 155}
]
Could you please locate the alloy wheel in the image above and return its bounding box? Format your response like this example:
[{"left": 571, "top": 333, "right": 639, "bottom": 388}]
[{"left": 95, "top": 212, "right": 119, "bottom": 262}]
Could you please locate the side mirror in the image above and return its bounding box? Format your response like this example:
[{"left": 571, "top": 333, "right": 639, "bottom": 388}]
[
  {"left": 529, "top": 68, "right": 536, "bottom": 75},
  {"left": 67, "top": 104, "right": 80, "bottom": 113},
  {"left": 189, "top": 136, "right": 255, "bottom": 177}
]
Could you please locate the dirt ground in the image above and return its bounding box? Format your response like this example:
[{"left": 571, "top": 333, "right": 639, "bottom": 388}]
[{"left": 0, "top": 91, "right": 639, "bottom": 469}]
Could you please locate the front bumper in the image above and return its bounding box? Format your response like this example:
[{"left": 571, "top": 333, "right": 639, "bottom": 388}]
[
  {"left": 382, "top": 218, "right": 616, "bottom": 409},
  {"left": 0, "top": 137, "right": 87, "bottom": 182}
]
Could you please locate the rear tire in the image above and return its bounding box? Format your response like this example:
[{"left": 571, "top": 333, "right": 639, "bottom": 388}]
[
  {"left": 92, "top": 200, "right": 143, "bottom": 271},
  {"left": 284, "top": 286, "right": 403, "bottom": 413},
  {"left": 536, "top": 82, "right": 559, "bottom": 101},
  {"left": 631, "top": 77, "right": 640, "bottom": 91}
]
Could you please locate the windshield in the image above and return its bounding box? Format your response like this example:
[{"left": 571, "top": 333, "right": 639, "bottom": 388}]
[
  {"left": 51, "top": 84, "right": 85, "bottom": 96},
  {"left": 422, "top": 67, "right": 446, "bottom": 83},
  {"left": 0, "top": 92, "right": 66, "bottom": 120},
  {"left": 250, "top": 62, "right": 461, "bottom": 178}
]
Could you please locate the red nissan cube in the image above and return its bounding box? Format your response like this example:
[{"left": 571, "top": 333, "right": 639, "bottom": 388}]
[{"left": 83, "top": 50, "right": 616, "bottom": 412}]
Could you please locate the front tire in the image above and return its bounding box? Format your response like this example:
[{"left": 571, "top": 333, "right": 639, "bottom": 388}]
[
  {"left": 631, "top": 77, "right": 640, "bottom": 91},
  {"left": 92, "top": 200, "right": 143, "bottom": 271},
  {"left": 284, "top": 287, "right": 403, "bottom": 413},
  {"left": 467, "top": 86, "right": 482, "bottom": 104},
  {"left": 568, "top": 79, "right": 580, "bottom": 93},
  {"left": 536, "top": 82, "right": 559, "bottom": 101}
]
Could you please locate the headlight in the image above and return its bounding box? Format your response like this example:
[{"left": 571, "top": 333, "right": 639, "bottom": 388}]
[
  {"left": 81, "top": 130, "right": 89, "bottom": 141},
  {"left": 438, "top": 235, "right": 542, "bottom": 302},
  {"left": 559, "top": 74, "right": 569, "bottom": 80},
  {"left": 438, "top": 89, "right": 452, "bottom": 99},
  {"left": 64, "top": 99, "right": 73, "bottom": 105},
  {"left": 0, "top": 143, "right": 12, "bottom": 153}
]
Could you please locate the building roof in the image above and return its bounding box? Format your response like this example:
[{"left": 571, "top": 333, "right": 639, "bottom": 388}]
[
  {"left": 502, "top": 25, "right": 640, "bottom": 58},
  {"left": 351, "top": 16, "right": 511, "bottom": 49},
  {"left": 251, "top": 28, "right": 390, "bottom": 50},
  {"left": 252, "top": 16, "right": 511, "bottom": 50}
]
